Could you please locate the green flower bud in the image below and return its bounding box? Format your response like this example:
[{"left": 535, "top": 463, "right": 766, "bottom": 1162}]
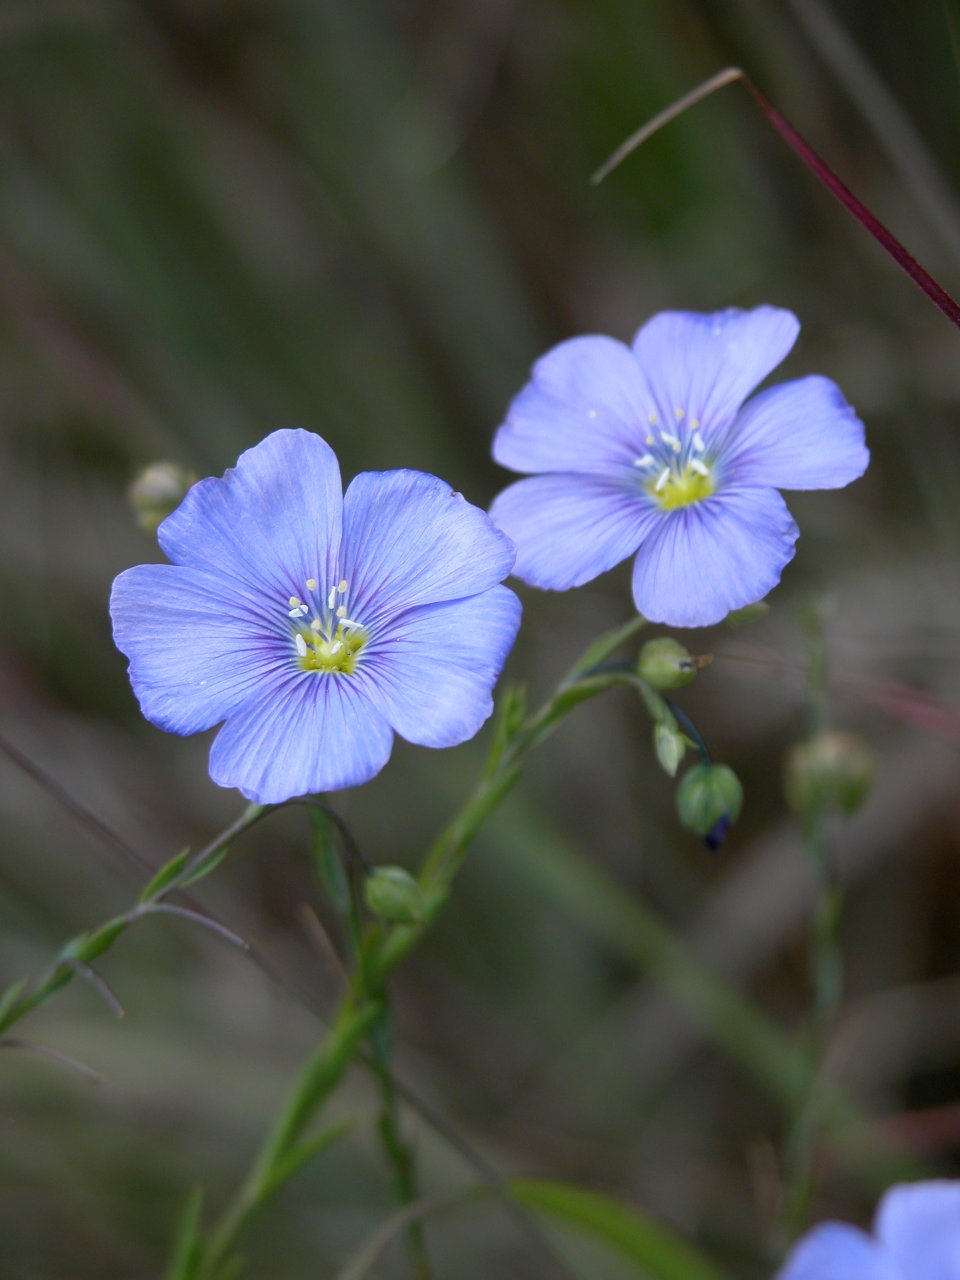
[
  {"left": 637, "top": 637, "right": 697, "bottom": 690},
  {"left": 653, "top": 722, "right": 687, "bottom": 777},
  {"left": 784, "top": 731, "right": 874, "bottom": 819},
  {"left": 364, "top": 867, "right": 426, "bottom": 925},
  {"left": 128, "top": 462, "right": 196, "bottom": 533},
  {"left": 725, "top": 601, "right": 770, "bottom": 628},
  {"left": 676, "top": 763, "right": 743, "bottom": 838}
]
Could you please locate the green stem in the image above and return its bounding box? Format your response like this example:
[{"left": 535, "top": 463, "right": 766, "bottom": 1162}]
[
  {"left": 197, "top": 995, "right": 382, "bottom": 1280},
  {"left": 0, "top": 803, "right": 268, "bottom": 1037},
  {"left": 369, "top": 1004, "right": 434, "bottom": 1280}
]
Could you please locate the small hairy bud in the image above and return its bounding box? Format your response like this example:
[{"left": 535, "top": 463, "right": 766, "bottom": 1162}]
[
  {"left": 784, "top": 731, "right": 874, "bottom": 819},
  {"left": 364, "top": 867, "right": 426, "bottom": 925},
  {"left": 637, "top": 637, "right": 697, "bottom": 690},
  {"left": 128, "top": 462, "right": 196, "bottom": 533},
  {"left": 676, "top": 763, "right": 743, "bottom": 842}
]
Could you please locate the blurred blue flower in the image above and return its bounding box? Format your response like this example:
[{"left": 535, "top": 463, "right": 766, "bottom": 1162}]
[
  {"left": 490, "top": 307, "right": 868, "bottom": 627},
  {"left": 111, "top": 430, "right": 520, "bottom": 803},
  {"left": 777, "top": 1180, "right": 960, "bottom": 1279}
]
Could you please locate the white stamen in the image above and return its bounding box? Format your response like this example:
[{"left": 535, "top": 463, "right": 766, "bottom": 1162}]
[
  {"left": 674, "top": 407, "right": 685, "bottom": 421},
  {"left": 295, "top": 634, "right": 308, "bottom": 658},
  {"left": 306, "top": 578, "right": 316, "bottom": 590},
  {"left": 633, "top": 453, "right": 656, "bottom": 469},
  {"left": 690, "top": 459, "right": 710, "bottom": 477},
  {"left": 330, "top": 640, "right": 342, "bottom": 655},
  {"left": 339, "top": 616, "right": 362, "bottom": 629},
  {"left": 327, "top": 587, "right": 337, "bottom": 608},
  {"left": 288, "top": 605, "right": 307, "bottom": 618},
  {"left": 654, "top": 467, "right": 670, "bottom": 492},
  {"left": 660, "top": 430, "right": 682, "bottom": 453},
  {"left": 692, "top": 432, "right": 706, "bottom": 453}
]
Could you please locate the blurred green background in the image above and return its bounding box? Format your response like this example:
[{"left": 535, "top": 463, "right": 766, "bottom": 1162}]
[{"left": 2, "top": 0, "right": 960, "bottom": 1276}]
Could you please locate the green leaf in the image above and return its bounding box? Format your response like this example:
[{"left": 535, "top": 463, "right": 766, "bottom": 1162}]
[
  {"left": 140, "top": 848, "right": 191, "bottom": 903},
  {"left": 178, "top": 843, "right": 232, "bottom": 890},
  {"left": 509, "top": 1179, "right": 729, "bottom": 1280},
  {"left": 259, "top": 1117, "right": 354, "bottom": 1200},
  {"left": 164, "top": 1187, "right": 205, "bottom": 1280},
  {"left": 309, "top": 808, "right": 351, "bottom": 916},
  {"left": 0, "top": 978, "right": 26, "bottom": 1028}
]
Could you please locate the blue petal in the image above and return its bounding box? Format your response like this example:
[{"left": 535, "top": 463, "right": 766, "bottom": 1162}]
[
  {"left": 630, "top": 485, "right": 799, "bottom": 627},
  {"left": 340, "top": 470, "right": 515, "bottom": 623},
  {"left": 876, "top": 1180, "right": 960, "bottom": 1279},
  {"left": 158, "top": 429, "right": 343, "bottom": 597},
  {"left": 489, "top": 473, "right": 659, "bottom": 590},
  {"left": 492, "top": 335, "right": 655, "bottom": 474},
  {"left": 363, "top": 586, "right": 522, "bottom": 747},
  {"left": 776, "top": 1223, "right": 897, "bottom": 1280},
  {"left": 725, "top": 377, "right": 869, "bottom": 489},
  {"left": 632, "top": 307, "right": 800, "bottom": 437},
  {"left": 110, "top": 563, "right": 289, "bottom": 734},
  {"left": 209, "top": 670, "right": 395, "bottom": 802}
]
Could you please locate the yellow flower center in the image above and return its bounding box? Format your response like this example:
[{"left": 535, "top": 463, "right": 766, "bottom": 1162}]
[
  {"left": 286, "top": 579, "right": 369, "bottom": 676},
  {"left": 633, "top": 413, "right": 717, "bottom": 511},
  {"left": 648, "top": 461, "right": 717, "bottom": 511}
]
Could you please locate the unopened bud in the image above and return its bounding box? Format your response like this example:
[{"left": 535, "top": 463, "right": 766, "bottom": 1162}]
[
  {"left": 725, "top": 601, "right": 770, "bottom": 628},
  {"left": 638, "top": 638, "right": 697, "bottom": 690},
  {"left": 654, "top": 722, "right": 687, "bottom": 777},
  {"left": 676, "top": 763, "right": 743, "bottom": 841},
  {"left": 784, "top": 731, "right": 874, "bottom": 818},
  {"left": 364, "top": 867, "right": 425, "bottom": 925},
  {"left": 128, "top": 462, "right": 196, "bottom": 533}
]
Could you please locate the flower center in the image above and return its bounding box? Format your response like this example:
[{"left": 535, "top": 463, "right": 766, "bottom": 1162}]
[
  {"left": 286, "top": 578, "right": 369, "bottom": 675},
  {"left": 633, "top": 411, "right": 717, "bottom": 511}
]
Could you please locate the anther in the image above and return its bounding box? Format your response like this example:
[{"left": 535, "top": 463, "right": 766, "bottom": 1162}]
[
  {"left": 647, "top": 413, "right": 658, "bottom": 426},
  {"left": 674, "top": 407, "right": 685, "bottom": 421},
  {"left": 289, "top": 596, "right": 301, "bottom": 608},
  {"left": 338, "top": 579, "right": 348, "bottom": 593},
  {"left": 645, "top": 434, "right": 655, "bottom": 446},
  {"left": 336, "top": 604, "right": 347, "bottom": 619},
  {"left": 306, "top": 578, "right": 316, "bottom": 590}
]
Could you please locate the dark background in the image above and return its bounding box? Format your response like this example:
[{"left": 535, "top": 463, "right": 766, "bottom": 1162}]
[{"left": 2, "top": 1, "right": 960, "bottom": 1276}]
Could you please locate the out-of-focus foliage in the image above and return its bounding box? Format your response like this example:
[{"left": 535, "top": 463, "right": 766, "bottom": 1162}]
[{"left": 2, "top": 1, "right": 960, "bottom": 1277}]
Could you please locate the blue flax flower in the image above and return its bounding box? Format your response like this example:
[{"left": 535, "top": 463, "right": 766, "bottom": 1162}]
[
  {"left": 777, "top": 1180, "right": 960, "bottom": 1279},
  {"left": 490, "top": 307, "right": 868, "bottom": 627},
  {"left": 111, "top": 430, "right": 521, "bottom": 803}
]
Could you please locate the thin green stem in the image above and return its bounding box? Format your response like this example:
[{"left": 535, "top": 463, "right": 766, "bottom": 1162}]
[
  {"left": 781, "top": 607, "right": 845, "bottom": 1240},
  {"left": 196, "top": 994, "right": 381, "bottom": 1280},
  {"left": 0, "top": 803, "right": 268, "bottom": 1037}
]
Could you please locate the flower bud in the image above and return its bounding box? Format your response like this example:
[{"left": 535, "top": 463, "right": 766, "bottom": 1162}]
[
  {"left": 725, "top": 601, "right": 770, "bottom": 628},
  {"left": 364, "top": 867, "right": 426, "bottom": 925},
  {"left": 128, "top": 462, "right": 196, "bottom": 533},
  {"left": 653, "top": 722, "right": 687, "bottom": 777},
  {"left": 784, "top": 731, "right": 874, "bottom": 818},
  {"left": 637, "top": 637, "right": 697, "bottom": 690},
  {"left": 676, "top": 763, "right": 743, "bottom": 838}
]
